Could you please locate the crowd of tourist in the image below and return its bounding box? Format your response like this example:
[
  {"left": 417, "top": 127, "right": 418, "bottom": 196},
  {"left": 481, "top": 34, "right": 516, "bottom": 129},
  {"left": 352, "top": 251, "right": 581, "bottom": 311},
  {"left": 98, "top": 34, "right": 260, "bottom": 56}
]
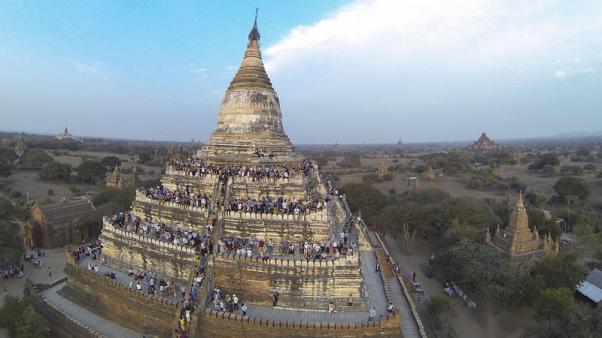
[
  {"left": 68, "top": 242, "right": 101, "bottom": 263},
  {"left": 226, "top": 194, "right": 329, "bottom": 215},
  {"left": 168, "top": 158, "right": 318, "bottom": 182},
  {"left": 0, "top": 263, "right": 23, "bottom": 280},
  {"left": 211, "top": 287, "right": 246, "bottom": 316},
  {"left": 108, "top": 212, "right": 216, "bottom": 254},
  {"left": 139, "top": 185, "right": 211, "bottom": 210},
  {"left": 217, "top": 235, "right": 356, "bottom": 261}
]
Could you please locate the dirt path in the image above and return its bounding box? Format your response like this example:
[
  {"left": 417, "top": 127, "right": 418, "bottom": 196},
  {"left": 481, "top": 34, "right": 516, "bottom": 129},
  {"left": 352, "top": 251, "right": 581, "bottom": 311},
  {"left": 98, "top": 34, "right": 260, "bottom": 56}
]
[{"left": 383, "top": 235, "right": 532, "bottom": 338}]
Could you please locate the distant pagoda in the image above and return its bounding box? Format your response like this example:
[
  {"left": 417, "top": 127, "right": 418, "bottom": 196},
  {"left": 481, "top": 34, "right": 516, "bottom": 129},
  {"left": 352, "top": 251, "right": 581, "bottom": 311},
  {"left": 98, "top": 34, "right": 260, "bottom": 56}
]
[
  {"left": 56, "top": 126, "right": 83, "bottom": 143},
  {"left": 471, "top": 132, "right": 499, "bottom": 151},
  {"left": 14, "top": 134, "right": 26, "bottom": 157}
]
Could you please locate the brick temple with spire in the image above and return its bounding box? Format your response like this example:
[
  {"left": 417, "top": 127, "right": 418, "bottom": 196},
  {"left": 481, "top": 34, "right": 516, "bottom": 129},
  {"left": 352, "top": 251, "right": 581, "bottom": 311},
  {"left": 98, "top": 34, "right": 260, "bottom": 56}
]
[
  {"left": 485, "top": 191, "right": 559, "bottom": 266},
  {"left": 37, "top": 15, "right": 409, "bottom": 338}
]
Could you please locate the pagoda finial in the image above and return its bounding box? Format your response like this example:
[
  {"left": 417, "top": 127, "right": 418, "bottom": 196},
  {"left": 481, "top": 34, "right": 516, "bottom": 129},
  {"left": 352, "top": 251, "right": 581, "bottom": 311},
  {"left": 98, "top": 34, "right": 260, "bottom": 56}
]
[
  {"left": 516, "top": 190, "right": 524, "bottom": 208},
  {"left": 249, "top": 8, "right": 260, "bottom": 41}
]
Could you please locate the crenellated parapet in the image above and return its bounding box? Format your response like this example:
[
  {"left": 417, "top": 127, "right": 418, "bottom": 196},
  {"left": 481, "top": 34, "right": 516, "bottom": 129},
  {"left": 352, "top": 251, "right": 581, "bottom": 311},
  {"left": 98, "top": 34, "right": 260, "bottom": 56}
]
[
  {"left": 193, "top": 309, "right": 401, "bottom": 337},
  {"left": 221, "top": 211, "right": 331, "bottom": 243},
  {"left": 224, "top": 209, "right": 328, "bottom": 222},
  {"left": 101, "top": 218, "right": 196, "bottom": 254},
  {"left": 100, "top": 219, "right": 196, "bottom": 282},
  {"left": 132, "top": 192, "right": 209, "bottom": 230}
]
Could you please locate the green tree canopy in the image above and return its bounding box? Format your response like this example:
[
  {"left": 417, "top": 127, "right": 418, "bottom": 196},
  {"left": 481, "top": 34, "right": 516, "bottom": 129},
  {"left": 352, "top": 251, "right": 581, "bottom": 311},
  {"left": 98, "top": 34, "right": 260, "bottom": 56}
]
[
  {"left": 434, "top": 239, "right": 522, "bottom": 305},
  {"left": 76, "top": 160, "right": 106, "bottom": 183},
  {"left": 0, "top": 219, "right": 24, "bottom": 266},
  {"left": 342, "top": 183, "right": 386, "bottom": 227},
  {"left": 531, "top": 255, "right": 584, "bottom": 291},
  {"left": 0, "top": 148, "right": 18, "bottom": 177},
  {"left": 553, "top": 176, "right": 588, "bottom": 202},
  {"left": 38, "top": 161, "right": 71, "bottom": 182},
  {"left": 528, "top": 153, "right": 560, "bottom": 171},
  {"left": 533, "top": 287, "right": 576, "bottom": 323},
  {"left": 19, "top": 148, "right": 53, "bottom": 169},
  {"left": 0, "top": 296, "right": 44, "bottom": 338},
  {"left": 100, "top": 156, "right": 121, "bottom": 169}
]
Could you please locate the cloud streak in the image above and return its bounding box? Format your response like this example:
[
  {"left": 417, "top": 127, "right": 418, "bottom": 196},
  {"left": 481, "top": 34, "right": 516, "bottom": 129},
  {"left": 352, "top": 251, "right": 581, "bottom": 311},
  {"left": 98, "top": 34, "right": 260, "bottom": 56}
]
[
  {"left": 190, "top": 67, "right": 209, "bottom": 83},
  {"left": 67, "top": 58, "right": 106, "bottom": 80}
]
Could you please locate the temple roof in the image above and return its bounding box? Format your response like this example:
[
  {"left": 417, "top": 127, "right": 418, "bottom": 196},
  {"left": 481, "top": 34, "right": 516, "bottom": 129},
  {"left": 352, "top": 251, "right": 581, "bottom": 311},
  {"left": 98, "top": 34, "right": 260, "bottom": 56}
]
[{"left": 37, "top": 199, "right": 94, "bottom": 225}]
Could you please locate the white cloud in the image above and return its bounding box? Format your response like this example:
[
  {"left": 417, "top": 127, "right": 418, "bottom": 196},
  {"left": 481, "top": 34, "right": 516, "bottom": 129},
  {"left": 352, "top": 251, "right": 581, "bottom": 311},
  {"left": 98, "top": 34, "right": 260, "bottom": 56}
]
[
  {"left": 555, "top": 67, "right": 595, "bottom": 80},
  {"left": 190, "top": 67, "right": 209, "bottom": 83},
  {"left": 264, "top": 0, "right": 602, "bottom": 74},
  {"left": 67, "top": 59, "right": 106, "bottom": 80}
]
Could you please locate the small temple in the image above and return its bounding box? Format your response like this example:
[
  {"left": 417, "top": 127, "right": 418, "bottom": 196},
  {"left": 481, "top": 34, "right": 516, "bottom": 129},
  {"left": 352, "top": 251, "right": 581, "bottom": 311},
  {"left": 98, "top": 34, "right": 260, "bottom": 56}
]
[
  {"left": 471, "top": 132, "right": 499, "bottom": 151},
  {"left": 377, "top": 160, "right": 389, "bottom": 177},
  {"left": 14, "top": 134, "right": 26, "bottom": 157},
  {"left": 424, "top": 163, "right": 436, "bottom": 181},
  {"left": 486, "top": 192, "right": 559, "bottom": 265},
  {"left": 105, "top": 163, "right": 138, "bottom": 188}
]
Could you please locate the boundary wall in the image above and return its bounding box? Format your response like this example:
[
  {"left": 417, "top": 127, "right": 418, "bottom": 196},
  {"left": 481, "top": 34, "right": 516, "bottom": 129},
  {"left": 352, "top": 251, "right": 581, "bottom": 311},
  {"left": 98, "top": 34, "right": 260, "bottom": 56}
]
[
  {"left": 29, "top": 279, "right": 106, "bottom": 338},
  {"left": 192, "top": 308, "right": 402, "bottom": 337},
  {"left": 62, "top": 254, "right": 178, "bottom": 337}
]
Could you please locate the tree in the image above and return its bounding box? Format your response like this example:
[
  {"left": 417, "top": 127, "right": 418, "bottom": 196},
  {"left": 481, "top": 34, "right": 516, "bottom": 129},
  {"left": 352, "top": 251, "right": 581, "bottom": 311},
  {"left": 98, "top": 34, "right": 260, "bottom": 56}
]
[
  {"left": 0, "top": 220, "right": 24, "bottom": 266},
  {"left": 0, "top": 197, "right": 23, "bottom": 266},
  {"left": 427, "top": 295, "right": 454, "bottom": 329},
  {"left": 553, "top": 176, "right": 588, "bottom": 202},
  {"left": 0, "top": 148, "right": 18, "bottom": 177},
  {"left": 0, "top": 295, "right": 26, "bottom": 330},
  {"left": 439, "top": 197, "right": 499, "bottom": 241},
  {"left": 100, "top": 156, "right": 121, "bottom": 170},
  {"left": 0, "top": 296, "right": 44, "bottom": 338},
  {"left": 19, "top": 148, "right": 53, "bottom": 169},
  {"left": 541, "top": 165, "right": 556, "bottom": 177},
  {"left": 583, "top": 163, "right": 596, "bottom": 173},
  {"left": 528, "top": 153, "right": 559, "bottom": 171},
  {"left": 531, "top": 255, "right": 583, "bottom": 291},
  {"left": 525, "top": 191, "right": 549, "bottom": 208},
  {"left": 38, "top": 161, "right": 71, "bottom": 181},
  {"left": 76, "top": 160, "right": 106, "bottom": 183},
  {"left": 533, "top": 288, "right": 576, "bottom": 323},
  {"left": 13, "top": 305, "right": 44, "bottom": 338},
  {"left": 342, "top": 183, "right": 386, "bottom": 227},
  {"left": 93, "top": 187, "right": 136, "bottom": 213},
  {"left": 527, "top": 207, "right": 559, "bottom": 239},
  {"left": 434, "top": 239, "right": 522, "bottom": 305}
]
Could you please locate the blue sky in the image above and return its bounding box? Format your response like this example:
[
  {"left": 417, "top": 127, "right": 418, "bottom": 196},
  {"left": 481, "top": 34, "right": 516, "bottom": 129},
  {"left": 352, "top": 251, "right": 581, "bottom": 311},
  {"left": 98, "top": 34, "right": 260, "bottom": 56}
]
[{"left": 1, "top": 0, "right": 601, "bottom": 143}]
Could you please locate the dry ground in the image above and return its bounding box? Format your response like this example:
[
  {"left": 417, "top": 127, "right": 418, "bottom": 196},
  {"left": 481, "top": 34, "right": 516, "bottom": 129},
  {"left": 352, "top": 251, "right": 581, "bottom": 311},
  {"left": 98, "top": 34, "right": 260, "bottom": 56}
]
[{"left": 0, "top": 247, "right": 68, "bottom": 338}]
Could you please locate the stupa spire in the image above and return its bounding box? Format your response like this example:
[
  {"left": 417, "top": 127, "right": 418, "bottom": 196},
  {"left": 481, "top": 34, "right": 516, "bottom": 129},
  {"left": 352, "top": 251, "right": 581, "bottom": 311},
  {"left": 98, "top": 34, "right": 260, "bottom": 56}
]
[
  {"left": 199, "top": 13, "right": 298, "bottom": 164},
  {"left": 249, "top": 8, "right": 260, "bottom": 42},
  {"left": 228, "top": 11, "right": 272, "bottom": 91}
]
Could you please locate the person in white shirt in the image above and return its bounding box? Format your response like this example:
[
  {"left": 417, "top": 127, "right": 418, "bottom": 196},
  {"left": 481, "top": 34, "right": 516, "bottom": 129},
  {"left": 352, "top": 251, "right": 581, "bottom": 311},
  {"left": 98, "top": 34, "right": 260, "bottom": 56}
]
[
  {"left": 369, "top": 307, "right": 376, "bottom": 322},
  {"left": 233, "top": 294, "right": 239, "bottom": 310}
]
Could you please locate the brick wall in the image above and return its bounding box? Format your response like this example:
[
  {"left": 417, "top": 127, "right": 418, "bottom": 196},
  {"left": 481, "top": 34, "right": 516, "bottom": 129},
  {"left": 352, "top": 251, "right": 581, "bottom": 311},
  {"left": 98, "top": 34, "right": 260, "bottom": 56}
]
[
  {"left": 100, "top": 220, "right": 196, "bottom": 282},
  {"left": 192, "top": 309, "right": 402, "bottom": 338},
  {"left": 62, "top": 257, "right": 178, "bottom": 337},
  {"left": 210, "top": 253, "right": 365, "bottom": 311}
]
